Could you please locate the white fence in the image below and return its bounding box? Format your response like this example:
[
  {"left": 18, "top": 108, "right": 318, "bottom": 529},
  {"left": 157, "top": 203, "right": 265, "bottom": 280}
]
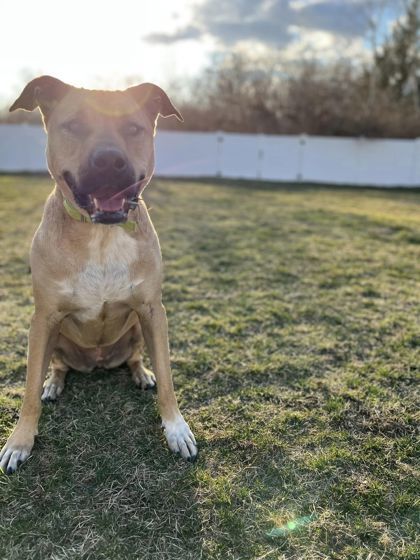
[{"left": 0, "top": 124, "right": 419, "bottom": 187}]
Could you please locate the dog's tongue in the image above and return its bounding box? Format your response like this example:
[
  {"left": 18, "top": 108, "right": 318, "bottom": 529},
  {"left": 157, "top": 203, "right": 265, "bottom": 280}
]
[{"left": 94, "top": 196, "right": 125, "bottom": 212}]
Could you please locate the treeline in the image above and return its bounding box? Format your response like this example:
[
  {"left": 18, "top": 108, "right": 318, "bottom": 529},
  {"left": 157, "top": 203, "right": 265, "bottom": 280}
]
[
  {"left": 166, "top": 56, "right": 419, "bottom": 138},
  {"left": 2, "top": 0, "right": 419, "bottom": 138}
]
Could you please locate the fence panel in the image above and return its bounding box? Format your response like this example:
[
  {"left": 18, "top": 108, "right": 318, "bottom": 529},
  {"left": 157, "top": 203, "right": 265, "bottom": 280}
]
[
  {"left": 0, "top": 124, "right": 46, "bottom": 172},
  {"left": 354, "top": 138, "right": 414, "bottom": 186},
  {"left": 301, "top": 136, "right": 358, "bottom": 184},
  {"left": 155, "top": 131, "right": 219, "bottom": 177},
  {"left": 219, "top": 133, "right": 260, "bottom": 179},
  {"left": 261, "top": 135, "right": 303, "bottom": 182}
]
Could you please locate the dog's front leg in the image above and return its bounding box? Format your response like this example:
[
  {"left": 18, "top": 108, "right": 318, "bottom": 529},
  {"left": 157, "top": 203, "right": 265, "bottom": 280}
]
[
  {"left": 0, "top": 310, "right": 62, "bottom": 474},
  {"left": 137, "top": 301, "right": 197, "bottom": 461}
]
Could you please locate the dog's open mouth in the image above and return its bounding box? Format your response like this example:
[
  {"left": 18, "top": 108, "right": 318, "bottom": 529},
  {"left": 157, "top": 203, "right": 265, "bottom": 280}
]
[
  {"left": 91, "top": 194, "right": 129, "bottom": 224},
  {"left": 63, "top": 171, "right": 144, "bottom": 224}
]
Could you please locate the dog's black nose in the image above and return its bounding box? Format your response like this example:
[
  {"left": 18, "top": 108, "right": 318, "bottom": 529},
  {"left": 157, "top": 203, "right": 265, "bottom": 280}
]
[{"left": 90, "top": 148, "right": 128, "bottom": 173}]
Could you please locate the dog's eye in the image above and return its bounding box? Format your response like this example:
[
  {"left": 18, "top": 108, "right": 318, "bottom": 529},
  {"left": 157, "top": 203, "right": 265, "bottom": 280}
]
[
  {"left": 124, "top": 123, "right": 143, "bottom": 137},
  {"left": 62, "top": 119, "right": 87, "bottom": 136}
]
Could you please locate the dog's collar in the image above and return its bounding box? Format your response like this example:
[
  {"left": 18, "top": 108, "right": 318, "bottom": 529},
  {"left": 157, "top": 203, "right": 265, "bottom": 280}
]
[{"left": 63, "top": 198, "right": 138, "bottom": 232}]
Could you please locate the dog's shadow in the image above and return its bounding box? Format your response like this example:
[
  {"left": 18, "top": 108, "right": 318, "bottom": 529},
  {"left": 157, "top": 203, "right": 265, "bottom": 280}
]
[{"left": 6, "top": 367, "right": 204, "bottom": 557}]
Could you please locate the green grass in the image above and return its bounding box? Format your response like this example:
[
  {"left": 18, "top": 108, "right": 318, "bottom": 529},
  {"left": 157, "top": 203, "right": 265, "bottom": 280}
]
[{"left": 0, "top": 175, "right": 419, "bottom": 560}]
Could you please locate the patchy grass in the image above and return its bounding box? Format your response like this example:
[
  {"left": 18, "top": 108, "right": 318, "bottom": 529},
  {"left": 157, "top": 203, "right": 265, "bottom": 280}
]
[{"left": 0, "top": 175, "right": 419, "bottom": 560}]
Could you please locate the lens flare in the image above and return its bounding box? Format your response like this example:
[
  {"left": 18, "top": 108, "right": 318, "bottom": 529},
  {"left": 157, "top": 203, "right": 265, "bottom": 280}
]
[{"left": 266, "top": 514, "right": 315, "bottom": 538}]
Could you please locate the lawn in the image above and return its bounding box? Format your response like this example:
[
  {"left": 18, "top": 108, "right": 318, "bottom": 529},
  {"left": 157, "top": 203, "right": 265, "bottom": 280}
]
[{"left": 0, "top": 175, "right": 419, "bottom": 560}]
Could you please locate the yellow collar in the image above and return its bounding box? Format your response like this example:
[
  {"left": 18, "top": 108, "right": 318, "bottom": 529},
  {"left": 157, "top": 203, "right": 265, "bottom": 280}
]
[{"left": 63, "top": 198, "right": 138, "bottom": 232}]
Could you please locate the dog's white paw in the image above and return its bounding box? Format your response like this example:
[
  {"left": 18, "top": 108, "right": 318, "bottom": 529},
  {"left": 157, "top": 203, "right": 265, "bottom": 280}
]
[
  {"left": 132, "top": 366, "right": 156, "bottom": 390},
  {"left": 42, "top": 381, "right": 64, "bottom": 402},
  {"left": 162, "top": 415, "right": 198, "bottom": 461},
  {"left": 0, "top": 432, "right": 34, "bottom": 475}
]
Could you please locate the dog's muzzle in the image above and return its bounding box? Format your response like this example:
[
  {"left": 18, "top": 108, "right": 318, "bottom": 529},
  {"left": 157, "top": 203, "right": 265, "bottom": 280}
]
[{"left": 62, "top": 147, "right": 146, "bottom": 224}]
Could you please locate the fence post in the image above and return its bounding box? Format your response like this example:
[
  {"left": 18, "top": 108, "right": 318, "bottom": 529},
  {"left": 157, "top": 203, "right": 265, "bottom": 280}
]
[
  {"left": 257, "top": 134, "right": 264, "bottom": 179},
  {"left": 216, "top": 132, "right": 224, "bottom": 177},
  {"left": 411, "top": 137, "right": 420, "bottom": 186},
  {"left": 297, "top": 134, "right": 306, "bottom": 182}
]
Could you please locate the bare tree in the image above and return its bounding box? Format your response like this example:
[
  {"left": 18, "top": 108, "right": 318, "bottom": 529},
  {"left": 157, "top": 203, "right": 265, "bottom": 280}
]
[
  {"left": 362, "top": 0, "right": 392, "bottom": 107},
  {"left": 375, "top": 0, "right": 420, "bottom": 112}
]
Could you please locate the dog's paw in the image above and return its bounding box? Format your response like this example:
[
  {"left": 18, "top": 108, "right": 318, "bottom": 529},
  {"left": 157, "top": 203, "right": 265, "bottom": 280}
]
[
  {"left": 132, "top": 366, "right": 156, "bottom": 391},
  {"left": 0, "top": 431, "right": 34, "bottom": 475},
  {"left": 162, "top": 415, "right": 197, "bottom": 461},
  {"left": 41, "top": 381, "right": 64, "bottom": 402}
]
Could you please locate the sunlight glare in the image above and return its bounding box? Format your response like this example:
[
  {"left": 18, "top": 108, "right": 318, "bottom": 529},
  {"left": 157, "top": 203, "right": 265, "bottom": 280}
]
[{"left": 0, "top": 0, "right": 209, "bottom": 102}]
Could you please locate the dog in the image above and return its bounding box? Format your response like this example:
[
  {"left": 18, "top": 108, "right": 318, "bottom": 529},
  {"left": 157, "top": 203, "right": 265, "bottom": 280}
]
[{"left": 0, "top": 76, "right": 197, "bottom": 475}]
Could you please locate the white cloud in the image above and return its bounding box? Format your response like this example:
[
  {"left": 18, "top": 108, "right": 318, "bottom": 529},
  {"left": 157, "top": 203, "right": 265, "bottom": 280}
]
[{"left": 282, "top": 26, "right": 369, "bottom": 63}]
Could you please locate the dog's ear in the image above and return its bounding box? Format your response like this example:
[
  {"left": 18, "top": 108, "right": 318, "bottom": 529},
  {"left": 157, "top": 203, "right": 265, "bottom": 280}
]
[
  {"left": 126, "top": 83, "right": 183, "bottom": 122},
  {"left": 9, "top": 76, "right": 71, "bottom": 118}
]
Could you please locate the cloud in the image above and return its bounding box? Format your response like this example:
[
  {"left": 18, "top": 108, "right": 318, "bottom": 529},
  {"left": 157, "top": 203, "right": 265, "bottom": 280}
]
[
  {"left": 289, "top": 1, "right": 367, "bottom": 37},
  {"left": 144, "top": 0, "right": 370, "bottom": 47},
  {"left": 199, "top": 20, "right": 294, "bottom": 47},
  {"left": 146, "top": 25, "right": 202, "bottom": 44}
]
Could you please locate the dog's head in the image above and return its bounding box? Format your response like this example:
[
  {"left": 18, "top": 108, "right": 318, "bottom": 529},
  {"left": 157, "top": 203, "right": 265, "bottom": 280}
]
[{"left": 10, "top": 76, "right": 182, "bottom": 224}]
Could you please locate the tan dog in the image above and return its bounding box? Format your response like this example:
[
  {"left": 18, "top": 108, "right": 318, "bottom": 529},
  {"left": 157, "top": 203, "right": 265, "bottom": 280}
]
[{"left": 0, "top": 76, "right": 197, "bottom": 474}]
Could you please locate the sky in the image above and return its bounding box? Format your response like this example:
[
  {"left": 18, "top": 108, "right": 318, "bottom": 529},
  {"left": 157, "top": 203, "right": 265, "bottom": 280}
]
[{"left": 0, "top": 0, "right": 405, "bottom": 106}]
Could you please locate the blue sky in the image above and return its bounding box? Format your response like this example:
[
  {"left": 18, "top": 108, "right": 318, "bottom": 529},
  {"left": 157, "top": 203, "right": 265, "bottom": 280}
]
[{"left": 0, "top": 0, "right": 405, "bottom": 106}]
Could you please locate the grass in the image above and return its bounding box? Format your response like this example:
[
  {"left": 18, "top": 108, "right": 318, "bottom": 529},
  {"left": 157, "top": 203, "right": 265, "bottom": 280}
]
[{"left": 0, "top": 174, "right": 419, "bottom": 560}]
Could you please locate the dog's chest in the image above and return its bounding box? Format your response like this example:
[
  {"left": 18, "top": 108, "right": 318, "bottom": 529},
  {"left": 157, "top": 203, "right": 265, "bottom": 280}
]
[{"left": 59, "top": 228, "right": 143, "bottom": 321}]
